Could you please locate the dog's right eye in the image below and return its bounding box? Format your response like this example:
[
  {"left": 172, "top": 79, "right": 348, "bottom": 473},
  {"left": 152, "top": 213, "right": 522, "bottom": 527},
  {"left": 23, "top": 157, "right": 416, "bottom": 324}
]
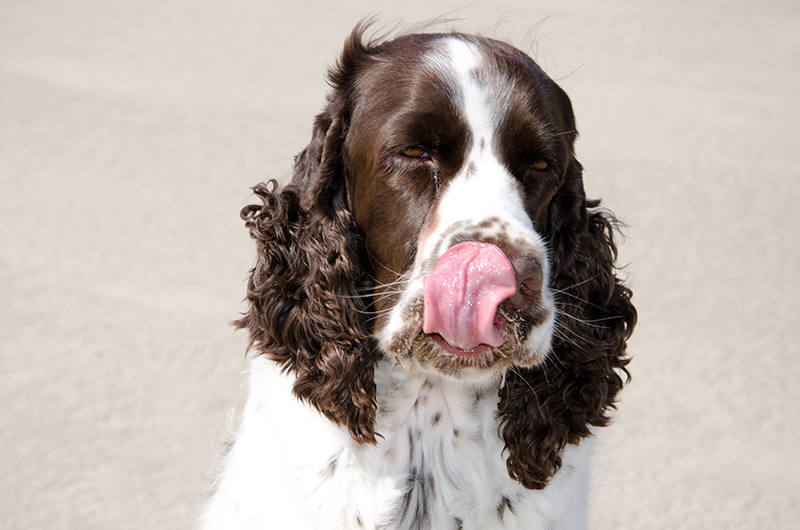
[{"left": 400, "top": 146, "right": 430, "bottom": 159}]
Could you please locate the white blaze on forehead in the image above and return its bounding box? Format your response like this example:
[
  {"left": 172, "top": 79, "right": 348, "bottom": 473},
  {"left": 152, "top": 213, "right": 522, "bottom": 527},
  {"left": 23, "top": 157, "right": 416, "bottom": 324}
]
[
  {"left": 438, "top": 38, "right": 497, "bottom": 148},
  {"left": 420, "top": 37, "right": 536, "bottom": 260}
]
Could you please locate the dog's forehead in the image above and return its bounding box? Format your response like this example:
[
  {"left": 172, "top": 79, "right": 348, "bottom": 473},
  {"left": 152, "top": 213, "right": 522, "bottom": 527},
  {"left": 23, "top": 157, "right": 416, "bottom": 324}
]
[
  {"left": 425, "top": 38, "right": 499, "bottom": 138},
  {"left": 425, "top": 36, "right": 483, "bottom": 75},
  {"left": 370, "top": 34, "right": 533, "bottom": 100},
  {"left": 349, "top": 34, "right": 564, "bottom": 167},
  {"left": 420, "top": 36, "right": 550, "bottom": 135}
]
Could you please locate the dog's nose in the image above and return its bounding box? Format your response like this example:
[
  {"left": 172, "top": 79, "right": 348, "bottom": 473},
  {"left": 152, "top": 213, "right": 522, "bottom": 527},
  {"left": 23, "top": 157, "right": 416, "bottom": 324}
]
[{"left": 506, "top": 257, "right": 543, "bottom": 310}]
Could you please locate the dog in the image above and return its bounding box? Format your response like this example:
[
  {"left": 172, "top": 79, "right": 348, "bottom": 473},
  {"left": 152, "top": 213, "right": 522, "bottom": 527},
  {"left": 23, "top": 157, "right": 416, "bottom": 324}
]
[{"left": 199, "top": 25, "right": 636, "bottom": 530}]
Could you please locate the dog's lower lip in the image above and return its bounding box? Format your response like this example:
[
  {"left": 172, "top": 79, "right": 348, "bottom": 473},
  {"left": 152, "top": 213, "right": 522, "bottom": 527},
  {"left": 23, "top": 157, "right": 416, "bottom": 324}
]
[{"left": 430, "top": 334, "right": 491, "bottom": 357}]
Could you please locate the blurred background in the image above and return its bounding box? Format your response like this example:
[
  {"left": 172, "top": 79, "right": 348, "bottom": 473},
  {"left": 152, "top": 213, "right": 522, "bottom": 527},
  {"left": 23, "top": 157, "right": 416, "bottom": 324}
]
[{"left": 1, "top": 1, "right": 798, "bottom": 528}]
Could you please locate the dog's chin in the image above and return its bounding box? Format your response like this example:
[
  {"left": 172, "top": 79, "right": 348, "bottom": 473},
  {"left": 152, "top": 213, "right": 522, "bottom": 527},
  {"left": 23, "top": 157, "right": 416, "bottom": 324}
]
[
  {"left": 387, "top": 326, "right": 551, "bottom": 382},
  {"left": 429, "top": 333, "right": 494, "bottom": 358}
]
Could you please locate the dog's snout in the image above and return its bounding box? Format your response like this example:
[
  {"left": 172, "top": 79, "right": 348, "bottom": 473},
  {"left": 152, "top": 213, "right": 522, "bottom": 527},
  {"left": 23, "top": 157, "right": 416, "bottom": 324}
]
[{"left": 506, "top": 257, "right": 544, "bottom": 310}]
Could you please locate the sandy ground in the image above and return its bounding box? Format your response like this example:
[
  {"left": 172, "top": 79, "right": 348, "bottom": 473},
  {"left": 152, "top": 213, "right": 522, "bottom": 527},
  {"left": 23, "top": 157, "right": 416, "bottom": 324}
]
[{"left": 1, "top": 0, "right": 799, "bottom": 528}]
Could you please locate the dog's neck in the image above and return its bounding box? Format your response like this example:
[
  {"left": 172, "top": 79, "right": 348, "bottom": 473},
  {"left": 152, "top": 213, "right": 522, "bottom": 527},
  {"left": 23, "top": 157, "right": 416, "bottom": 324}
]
[
  {"left": 374, "top": 358, "right": 504, "bottom": 439},
  {"left": 364, "top": 359, "right": 512, "bottom": 526}
]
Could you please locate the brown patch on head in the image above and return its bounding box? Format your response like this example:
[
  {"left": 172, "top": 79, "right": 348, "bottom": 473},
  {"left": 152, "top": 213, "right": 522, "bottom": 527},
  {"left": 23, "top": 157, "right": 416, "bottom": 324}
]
[{"left": 338, "top": 34, "right": 479, "bottom": 322}]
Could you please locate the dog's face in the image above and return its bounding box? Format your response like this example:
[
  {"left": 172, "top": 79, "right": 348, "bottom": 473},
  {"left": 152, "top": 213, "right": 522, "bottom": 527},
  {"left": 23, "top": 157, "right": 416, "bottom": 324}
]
[
  {"left": 238, "top": 28, "right": 634, "bottom": 479},
  {"left": 342, "top": 35, "right": 579, "bottom": 379}
]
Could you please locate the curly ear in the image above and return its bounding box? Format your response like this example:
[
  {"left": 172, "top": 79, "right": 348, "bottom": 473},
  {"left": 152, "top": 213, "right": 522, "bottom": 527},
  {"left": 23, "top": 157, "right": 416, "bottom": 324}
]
[
  {"left": 499, "top": 156, "right": 637, "bottom": 489},
  {"left": 235, "top": 35, "right": 379, "bottom": 444}
]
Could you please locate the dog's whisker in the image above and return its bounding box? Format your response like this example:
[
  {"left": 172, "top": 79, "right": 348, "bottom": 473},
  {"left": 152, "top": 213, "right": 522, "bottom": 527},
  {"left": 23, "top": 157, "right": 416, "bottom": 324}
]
[
  {"left": 555, "top": 309, "right": 624, "bottom": 328},
  {"left": 508, "top": 367, "right": 546, "bottom": 417},
  {"left": 367, "top": 252, "right": 407, "bottom": 279}
]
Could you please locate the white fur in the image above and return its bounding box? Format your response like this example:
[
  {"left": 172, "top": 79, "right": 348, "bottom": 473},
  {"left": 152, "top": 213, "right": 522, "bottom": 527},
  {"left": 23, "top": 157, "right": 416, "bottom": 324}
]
[{"left": 199, "top": 356, "right": 594, "bottom": 530}]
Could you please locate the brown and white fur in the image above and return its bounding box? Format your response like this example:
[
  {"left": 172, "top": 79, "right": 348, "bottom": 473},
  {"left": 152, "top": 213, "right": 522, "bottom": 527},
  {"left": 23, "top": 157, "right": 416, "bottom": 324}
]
[{"left": 199, "top": 25, "right": 635, "bottom": 530}]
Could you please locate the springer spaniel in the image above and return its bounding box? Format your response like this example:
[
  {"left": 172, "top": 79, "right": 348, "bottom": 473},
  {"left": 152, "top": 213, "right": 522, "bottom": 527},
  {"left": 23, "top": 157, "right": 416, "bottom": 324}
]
[{"left": 200, "top": 26, "right": 636, "bottom": 530}]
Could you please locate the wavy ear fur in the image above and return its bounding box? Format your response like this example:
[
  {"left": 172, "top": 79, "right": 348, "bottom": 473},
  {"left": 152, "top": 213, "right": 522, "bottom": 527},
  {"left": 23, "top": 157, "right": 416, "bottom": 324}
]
[
  {"left": 498, "top": 154, "right": 637, "bottom": 489},
  {"left": 236, "top": 33, "right": 379, "bottom": 444}
]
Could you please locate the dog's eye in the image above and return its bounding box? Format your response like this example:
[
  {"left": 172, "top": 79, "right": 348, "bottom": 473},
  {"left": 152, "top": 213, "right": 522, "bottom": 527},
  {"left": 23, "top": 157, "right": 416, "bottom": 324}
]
[
  {"left": 529, "top": 160, "right": 549, "bottom": 171},
  {"left": 401, "top": 146, "right": 430, "bottom": 159}
]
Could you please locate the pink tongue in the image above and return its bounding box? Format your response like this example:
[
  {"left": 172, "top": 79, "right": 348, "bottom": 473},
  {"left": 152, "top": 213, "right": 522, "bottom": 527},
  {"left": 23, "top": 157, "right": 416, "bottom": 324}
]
[{"left": 423, "top": 242, "right": 516, "bottom": 351}]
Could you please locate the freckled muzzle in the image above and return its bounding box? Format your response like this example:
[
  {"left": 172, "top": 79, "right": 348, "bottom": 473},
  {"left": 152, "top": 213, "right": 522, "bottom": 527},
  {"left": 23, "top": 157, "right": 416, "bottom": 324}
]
[{"left": 422, "top": 242, "right": 544, "bottom": 355}]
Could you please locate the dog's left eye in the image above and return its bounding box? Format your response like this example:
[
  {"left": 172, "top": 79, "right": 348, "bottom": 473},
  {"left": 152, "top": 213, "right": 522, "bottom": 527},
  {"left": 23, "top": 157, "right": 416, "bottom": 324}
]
[
  {"left": 529, "top": 160, "right": 549, "bottom": 171},
  {"left": 401, "top": 146, "right": 430, "bottom": 159}
]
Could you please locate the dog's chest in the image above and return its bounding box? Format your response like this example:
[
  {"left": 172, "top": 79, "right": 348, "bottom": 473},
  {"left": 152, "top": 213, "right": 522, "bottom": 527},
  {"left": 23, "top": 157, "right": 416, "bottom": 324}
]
[
  {"left": 202, "top": 358, "right": 587, "bottom": 530},
  {"left": 344, "top": 367, "right": 529, "bottom": 530}
]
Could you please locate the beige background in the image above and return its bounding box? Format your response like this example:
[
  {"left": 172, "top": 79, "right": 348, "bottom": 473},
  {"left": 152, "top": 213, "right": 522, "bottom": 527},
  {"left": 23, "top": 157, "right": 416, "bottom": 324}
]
[{"left": 2, "top": 0, "right": 798, "bottom": 528}]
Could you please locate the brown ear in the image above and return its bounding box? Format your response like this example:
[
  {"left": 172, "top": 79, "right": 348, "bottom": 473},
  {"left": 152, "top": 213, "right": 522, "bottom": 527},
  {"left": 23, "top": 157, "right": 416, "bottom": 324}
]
[
  {"left": 235, "top": 28, "right": 380, "bottom": 444},
  {"left": 499, "top": 157, "right": 636, "bottom": 489}
]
